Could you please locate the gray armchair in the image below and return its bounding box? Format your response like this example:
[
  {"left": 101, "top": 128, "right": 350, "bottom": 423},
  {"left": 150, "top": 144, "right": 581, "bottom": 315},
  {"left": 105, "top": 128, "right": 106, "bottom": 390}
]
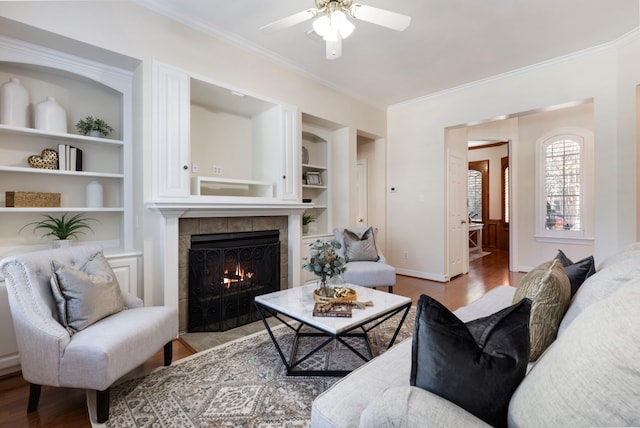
[
  {"left": 0, "top": 245, "right": 178, "bottom": 423},
  {"left": 333, "top": 227, "right": 396, "bottom": 293}
]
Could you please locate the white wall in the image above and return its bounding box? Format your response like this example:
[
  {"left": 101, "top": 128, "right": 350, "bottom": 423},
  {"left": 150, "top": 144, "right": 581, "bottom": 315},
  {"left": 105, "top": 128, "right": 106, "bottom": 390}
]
[
  {"left": 190, "top": 106, "right": 253, "bottom": 181},
  {"left": 388, "top": 36, "right": 638, "bottom": 278}
]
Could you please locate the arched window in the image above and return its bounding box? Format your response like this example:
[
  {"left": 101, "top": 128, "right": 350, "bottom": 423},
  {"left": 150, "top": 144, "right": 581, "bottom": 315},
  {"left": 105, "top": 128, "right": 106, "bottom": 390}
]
[{"left": 535, "top": 128, "right": 593, "bottom": 242}]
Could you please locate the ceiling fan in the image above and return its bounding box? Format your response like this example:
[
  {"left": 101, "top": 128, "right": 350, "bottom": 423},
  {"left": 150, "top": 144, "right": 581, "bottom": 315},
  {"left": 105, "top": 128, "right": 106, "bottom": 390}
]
[{"left": 260, "top": 0, "right": 411, "bottom": 60}]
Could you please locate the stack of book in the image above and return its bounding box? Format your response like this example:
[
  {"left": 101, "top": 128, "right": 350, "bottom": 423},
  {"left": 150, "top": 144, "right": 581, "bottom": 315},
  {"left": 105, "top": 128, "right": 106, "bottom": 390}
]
[
  {"left": 312, "top": 302, "right": 352, "bottom": 318},
  {"left": 57, "top": 144, "right": 83, "bottom": 171}
]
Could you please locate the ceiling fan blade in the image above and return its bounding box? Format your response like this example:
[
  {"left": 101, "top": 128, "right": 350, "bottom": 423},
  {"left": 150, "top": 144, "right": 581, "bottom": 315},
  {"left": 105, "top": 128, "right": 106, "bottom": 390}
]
[
  {"left": 349, "top": 4, "right": 411, "bottom": 31},
  {"left": 260, "top": 9, "right": 318, "bottom": 32}
]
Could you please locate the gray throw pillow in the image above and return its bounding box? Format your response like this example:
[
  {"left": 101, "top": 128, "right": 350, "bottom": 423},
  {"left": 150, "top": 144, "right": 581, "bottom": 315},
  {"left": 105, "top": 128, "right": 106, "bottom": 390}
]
[
  {"left": 50, "top": 252, "right": 125, "bottom": 334},
  {"left": 343, "top": 227, "right": 379, "bottom": 262},
  {"left": 513, "top": 259, "right": 571, "bottom": 361}
]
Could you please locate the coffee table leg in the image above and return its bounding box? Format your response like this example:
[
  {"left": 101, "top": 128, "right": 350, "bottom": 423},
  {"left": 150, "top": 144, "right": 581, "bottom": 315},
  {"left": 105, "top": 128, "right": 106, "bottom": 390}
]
[
  {"left": 254, "top": 302, "right": 294, "bottom": 372},
  {"left": 387, "top": 303, "right": 411, "bottom": 349}
]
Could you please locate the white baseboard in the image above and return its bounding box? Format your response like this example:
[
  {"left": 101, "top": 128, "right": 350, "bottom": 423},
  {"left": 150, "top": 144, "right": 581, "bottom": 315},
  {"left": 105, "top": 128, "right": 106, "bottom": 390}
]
[
  {"left": 0, "top": 353, "right": 20, "bottom": 377},
  {"left": 396, "top": 268, "right": 448, "bottom": 282}
]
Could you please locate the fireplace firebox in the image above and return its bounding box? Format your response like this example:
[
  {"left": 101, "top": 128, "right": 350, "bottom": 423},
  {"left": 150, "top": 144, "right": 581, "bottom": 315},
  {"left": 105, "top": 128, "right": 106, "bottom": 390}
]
[{"left": 188, "top": 230, "right": 280, "bottom": 332}]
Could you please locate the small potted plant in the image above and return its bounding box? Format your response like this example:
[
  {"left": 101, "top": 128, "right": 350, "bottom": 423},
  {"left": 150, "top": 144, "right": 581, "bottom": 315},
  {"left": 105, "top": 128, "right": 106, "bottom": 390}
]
[
  {"left": 22, "top": 213, "right": 96, "bottom": 247},
  {"left": 75, "top": 116, "right": 114, "bottom": 137},
  {"left": 302, "top": 213, "right": 316, "bottom": 234}
]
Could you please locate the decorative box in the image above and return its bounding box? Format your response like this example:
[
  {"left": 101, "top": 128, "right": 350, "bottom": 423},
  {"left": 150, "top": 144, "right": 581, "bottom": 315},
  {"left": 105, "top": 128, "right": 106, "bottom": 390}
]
[{"left": 6, "top": 191, "right": 61, "bottom": 207}]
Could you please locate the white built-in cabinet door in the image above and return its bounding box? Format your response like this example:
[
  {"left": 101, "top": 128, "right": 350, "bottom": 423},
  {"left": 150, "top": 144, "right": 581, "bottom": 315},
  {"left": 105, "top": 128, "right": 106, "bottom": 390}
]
[
  {"left": 153, "top": 62, "right": 191, "bottom": 198},
  {"left": 0, "top": 282, "right": 19, "bottom": 376},
  {"left": 107, "top": 255, "right": 140, "bottom": 298},
  {"left": 280, "top": 104, "right": 300, "bottom": 201}
]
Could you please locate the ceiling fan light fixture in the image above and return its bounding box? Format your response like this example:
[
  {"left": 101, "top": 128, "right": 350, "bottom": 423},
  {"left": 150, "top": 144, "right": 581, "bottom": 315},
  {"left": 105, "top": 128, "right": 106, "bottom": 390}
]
[
  {"left": 335, "top": 16, "right": 355, "bottom": 38},
  {"left": 312, "top": 15, "right": 331, "bottom": 37}
]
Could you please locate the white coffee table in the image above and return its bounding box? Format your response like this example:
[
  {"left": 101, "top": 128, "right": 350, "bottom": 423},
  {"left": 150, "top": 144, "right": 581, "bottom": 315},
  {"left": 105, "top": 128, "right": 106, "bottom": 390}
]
[{"left": 254, "top": 283, "right": 412, "bottom": 376}]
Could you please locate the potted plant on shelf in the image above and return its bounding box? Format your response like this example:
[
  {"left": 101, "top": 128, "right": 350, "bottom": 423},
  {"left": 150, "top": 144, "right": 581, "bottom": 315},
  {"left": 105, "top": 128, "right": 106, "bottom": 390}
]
[
  {"left": 302, "top": 213, "right": 316, "bottom": 235},
  {"left": 75, "top": 116, "right": 114, "bottom": 137},
  {"left": 302, "top": 239, "right": 346, "bottom": 297},
  {"left": 22, "top": 213, "right": 96, "bottom": 247}
]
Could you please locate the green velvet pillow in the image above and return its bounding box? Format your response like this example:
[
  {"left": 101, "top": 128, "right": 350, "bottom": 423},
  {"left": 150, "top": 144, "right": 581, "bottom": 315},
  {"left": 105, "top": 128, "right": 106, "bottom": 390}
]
[{"left": 50, "top": 252, "right": 125, "bottom": 334}]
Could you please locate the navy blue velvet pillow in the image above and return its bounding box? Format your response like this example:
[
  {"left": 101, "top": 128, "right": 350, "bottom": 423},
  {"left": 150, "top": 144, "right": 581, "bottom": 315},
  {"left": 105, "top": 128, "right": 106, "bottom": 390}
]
[
  {"left": 410, "top": 295, "right": 531, "bottom": 428},
  {"left": 555, "top": 249, "right": 596, "bottom": 296}
]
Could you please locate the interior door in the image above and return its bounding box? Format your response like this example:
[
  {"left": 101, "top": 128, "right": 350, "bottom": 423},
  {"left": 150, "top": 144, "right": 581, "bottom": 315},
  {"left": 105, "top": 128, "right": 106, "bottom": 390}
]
[
  {"left": 355, "top": 159, "right": 368, "bottom": 226},
  {"left": 448, "top": 152, "right": 467, "bottom": 278}
]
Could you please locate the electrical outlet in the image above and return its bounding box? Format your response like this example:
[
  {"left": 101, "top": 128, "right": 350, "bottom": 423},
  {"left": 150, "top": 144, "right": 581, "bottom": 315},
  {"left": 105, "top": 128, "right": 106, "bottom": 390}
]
[
  {"left": 192, "top": 163, "right": 199, "bottom": 173},
  {"left": 403, "top": 251, "right": 409, "bottom": 260},
  {"left": 212, "top": 166, "right": 222, "bottom": 175}
]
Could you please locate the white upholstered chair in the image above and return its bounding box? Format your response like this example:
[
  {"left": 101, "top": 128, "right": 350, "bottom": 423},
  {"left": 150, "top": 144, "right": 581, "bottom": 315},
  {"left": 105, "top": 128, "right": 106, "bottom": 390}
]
[
  {"left": 0, "top": 245, "right": 178, "bottom": 423},
  {"left": 333, "top": 227, "right": 396, "bottom": 293}
]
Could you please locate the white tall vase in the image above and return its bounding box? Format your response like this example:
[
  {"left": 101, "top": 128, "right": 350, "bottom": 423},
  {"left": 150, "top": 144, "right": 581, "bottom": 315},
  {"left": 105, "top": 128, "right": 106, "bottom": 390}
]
[
  {"left": 34, "top": 96, "right": 67, "bottom": 133},
  {"left": 0, "top": 77, "right": 30, "bottom": 127},
  {"left": 86, "top": 180, "right": 104, "bottom": 208}
]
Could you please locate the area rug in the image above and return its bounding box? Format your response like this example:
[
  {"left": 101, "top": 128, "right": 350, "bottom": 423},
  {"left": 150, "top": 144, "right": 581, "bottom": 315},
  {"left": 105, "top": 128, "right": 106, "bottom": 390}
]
[{"left": 92, "top": 308, "right": 415, "bottom": 427}]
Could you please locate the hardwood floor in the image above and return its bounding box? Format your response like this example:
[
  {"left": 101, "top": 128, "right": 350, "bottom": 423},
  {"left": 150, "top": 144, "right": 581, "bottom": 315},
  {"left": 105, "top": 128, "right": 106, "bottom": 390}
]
[{"left": 0, "top": 249, "right": 522, "bottom": 428}]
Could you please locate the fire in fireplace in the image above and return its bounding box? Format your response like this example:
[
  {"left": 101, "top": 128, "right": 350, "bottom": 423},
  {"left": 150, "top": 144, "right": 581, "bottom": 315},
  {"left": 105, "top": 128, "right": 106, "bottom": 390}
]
[{"left": 188, "top": 230, "right": 280, "bottom": 332}]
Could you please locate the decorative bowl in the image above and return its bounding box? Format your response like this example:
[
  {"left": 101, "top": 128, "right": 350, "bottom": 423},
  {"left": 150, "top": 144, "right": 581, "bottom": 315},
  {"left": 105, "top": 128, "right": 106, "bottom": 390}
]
[{"left": 313, "top": 287, "right": 357, "bottom": 303}]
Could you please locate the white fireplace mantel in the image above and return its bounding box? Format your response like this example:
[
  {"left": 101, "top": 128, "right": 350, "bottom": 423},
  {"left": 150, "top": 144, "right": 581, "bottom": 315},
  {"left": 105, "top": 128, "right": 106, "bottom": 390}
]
[
  {"left": 146, "top": 197, "right": 308, "bottom": 313},
  {"left": 147, "top": 197, "right": 311, "bottom": 218}
]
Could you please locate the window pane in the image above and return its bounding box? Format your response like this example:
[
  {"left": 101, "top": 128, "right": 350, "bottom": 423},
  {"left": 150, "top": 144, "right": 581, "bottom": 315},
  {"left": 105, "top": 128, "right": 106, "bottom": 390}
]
[
  {"left": 545, "top": 139, "right": 580, "bottom": 231},
  {"left": 468, "top": 170, "right": 482, "bottom": 220}
]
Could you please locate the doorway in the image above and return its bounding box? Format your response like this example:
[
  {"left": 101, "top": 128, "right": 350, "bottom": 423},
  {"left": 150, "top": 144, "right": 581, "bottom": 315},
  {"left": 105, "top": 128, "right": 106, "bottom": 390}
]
[{"left": 467, "top": 141, "right": 510, "bottom": 262}]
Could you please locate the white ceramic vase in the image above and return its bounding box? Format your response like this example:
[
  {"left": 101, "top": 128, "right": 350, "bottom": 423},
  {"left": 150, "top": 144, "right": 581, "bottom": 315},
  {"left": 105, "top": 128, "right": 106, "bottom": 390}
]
[
  {"left": 86, "top": 180, "right": 103, "bottom": 208},
  {"left": 0, "top": 77, "right": 30, "bottom": 127},
  {"left": 34, "top": 96, "right": 67, "bottom": 133},
  {"left": 52, "top": 239, "right": 71, "bottom": 248}
]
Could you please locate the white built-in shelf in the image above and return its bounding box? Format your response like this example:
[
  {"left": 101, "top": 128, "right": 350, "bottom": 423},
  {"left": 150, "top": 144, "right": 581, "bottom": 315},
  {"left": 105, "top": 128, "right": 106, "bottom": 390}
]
[
  {"left": 0, "top": 124, "right": 124, "bottom": 146},
  {"left": 0, "top": 207, "right": 124, "bottom": 213},
  {"left": 192, "top": 176, "right": 274, "bottom": 198},
  {"left": 302, "top": 163, "right": 327, "bottom": 171},
  {"left": 302, "top": 184, "right": 328, "bottom": 190},
  {"left": 0, "top": 166, "right": 124, "bottom": 179}
]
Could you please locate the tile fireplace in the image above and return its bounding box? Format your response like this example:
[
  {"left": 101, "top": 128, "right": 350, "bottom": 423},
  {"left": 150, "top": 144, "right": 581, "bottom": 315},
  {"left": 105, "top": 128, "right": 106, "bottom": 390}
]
[
  {"left": 188, "top": 230, "right": 280, "bottom": 331},
  {"left": 177, "top": 215, "right": 291, "bottom": 332}
]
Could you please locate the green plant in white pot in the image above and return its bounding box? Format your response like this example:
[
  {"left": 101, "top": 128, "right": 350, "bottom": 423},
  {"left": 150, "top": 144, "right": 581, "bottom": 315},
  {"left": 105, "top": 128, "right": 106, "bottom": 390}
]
[
  {"left": 302, "top": 213, "right": 316, "bottom": 234},
  {"left": 22, "top": 213, "right": 96, "bottom": 247},
  {"left": 75, "top": 116, "right": 114, "bottom": 137}
]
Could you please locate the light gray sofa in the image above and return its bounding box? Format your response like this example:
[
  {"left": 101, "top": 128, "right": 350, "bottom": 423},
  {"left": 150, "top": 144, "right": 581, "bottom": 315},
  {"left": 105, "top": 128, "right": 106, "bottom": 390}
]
[{"left": 311, "top": 243, "right": 640, "bottom": 427}]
